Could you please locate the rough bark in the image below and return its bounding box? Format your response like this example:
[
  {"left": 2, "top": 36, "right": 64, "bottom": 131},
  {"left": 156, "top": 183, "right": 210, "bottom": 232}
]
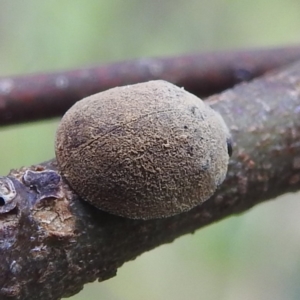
[
  {"left": 1, "top": 46, "right": 300, "bottom": 126},
  {"left": 1, "top": 61, "right": 300, "bottom": 300}
]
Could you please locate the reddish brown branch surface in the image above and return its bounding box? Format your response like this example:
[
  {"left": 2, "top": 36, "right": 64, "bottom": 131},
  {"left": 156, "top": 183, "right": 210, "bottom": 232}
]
[
  {"left": 1, "top": 46, "right": 300, "bottom": 126},
  {"left": 1, "top": 59, "right": 300, "bottom": 300}
]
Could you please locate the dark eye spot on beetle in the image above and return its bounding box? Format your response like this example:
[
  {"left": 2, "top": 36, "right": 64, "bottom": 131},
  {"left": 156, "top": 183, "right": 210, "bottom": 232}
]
[{"left": 227, "top": 138, "right": 233, "bottom": 157}]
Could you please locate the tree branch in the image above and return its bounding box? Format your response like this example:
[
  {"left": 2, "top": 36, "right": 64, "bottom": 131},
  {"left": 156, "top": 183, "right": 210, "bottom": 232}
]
[
  {"left": 1, "top": 45, "right": 300, "bottom": 126},
  {"left": 1, "top": 60, "right": 300, "bottom": 300}
]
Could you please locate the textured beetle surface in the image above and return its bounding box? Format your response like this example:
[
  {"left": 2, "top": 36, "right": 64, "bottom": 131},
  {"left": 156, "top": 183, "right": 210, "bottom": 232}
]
[{"left": 55, "top": 80, "right": 231, "bottom": 219}]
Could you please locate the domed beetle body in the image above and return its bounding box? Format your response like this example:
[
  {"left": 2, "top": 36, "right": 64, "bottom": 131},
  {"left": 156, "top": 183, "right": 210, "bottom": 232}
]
[{"left": 55, "top": 80, "right": 231, "bottom": 219}]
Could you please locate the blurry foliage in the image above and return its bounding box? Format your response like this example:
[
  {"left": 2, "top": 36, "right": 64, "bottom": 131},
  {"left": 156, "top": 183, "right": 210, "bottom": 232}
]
[{"left": 0, "top": 1, "right": 300, "bottom": 299}]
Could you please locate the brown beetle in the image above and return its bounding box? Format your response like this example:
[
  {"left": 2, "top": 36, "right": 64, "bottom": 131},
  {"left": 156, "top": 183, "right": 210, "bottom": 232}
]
[{"left": 55, "top": 80, "right": 231, "bottom": 219}]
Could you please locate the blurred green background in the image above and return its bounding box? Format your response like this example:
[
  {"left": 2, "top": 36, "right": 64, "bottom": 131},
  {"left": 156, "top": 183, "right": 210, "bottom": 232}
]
[{"left": 1, "top": 1, "right": 300, "bottom": 299}]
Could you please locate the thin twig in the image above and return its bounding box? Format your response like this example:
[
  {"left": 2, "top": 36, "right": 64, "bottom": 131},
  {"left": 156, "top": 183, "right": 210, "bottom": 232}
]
[{"left": 1, "top": 46, "right": 300, "bottom": 126}]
